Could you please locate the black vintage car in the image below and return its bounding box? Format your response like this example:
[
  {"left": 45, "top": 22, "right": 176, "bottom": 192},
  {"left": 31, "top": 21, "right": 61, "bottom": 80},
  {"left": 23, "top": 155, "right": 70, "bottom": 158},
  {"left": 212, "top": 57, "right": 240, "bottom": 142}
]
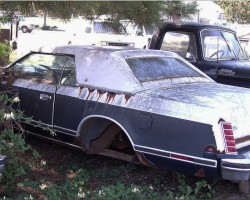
[
  {"left": 2, "top": 46, "right": 250, "bottom": 191},
  {"left": 149, "top": 22, "right": 250, "bottom": 88}
]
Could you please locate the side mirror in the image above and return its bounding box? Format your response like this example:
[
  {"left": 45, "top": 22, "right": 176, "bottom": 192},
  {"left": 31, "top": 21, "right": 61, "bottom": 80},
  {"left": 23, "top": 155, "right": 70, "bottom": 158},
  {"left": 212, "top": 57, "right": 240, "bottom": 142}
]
[{"left": 185, "top": 52, "right": 196, "bottom": 62}]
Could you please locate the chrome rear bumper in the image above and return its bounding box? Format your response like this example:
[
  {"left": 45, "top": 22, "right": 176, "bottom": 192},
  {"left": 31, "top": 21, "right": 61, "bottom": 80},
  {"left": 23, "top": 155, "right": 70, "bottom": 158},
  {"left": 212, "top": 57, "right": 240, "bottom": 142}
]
[{"left": 221, "top": 158, "right": 250, "bottom": 180}]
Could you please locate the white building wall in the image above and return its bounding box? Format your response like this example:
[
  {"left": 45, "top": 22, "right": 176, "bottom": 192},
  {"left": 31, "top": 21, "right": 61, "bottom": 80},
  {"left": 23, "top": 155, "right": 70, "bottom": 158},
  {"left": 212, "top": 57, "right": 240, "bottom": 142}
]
[{"left": 189, "top": 1, "right": 224, "bottom": 24}]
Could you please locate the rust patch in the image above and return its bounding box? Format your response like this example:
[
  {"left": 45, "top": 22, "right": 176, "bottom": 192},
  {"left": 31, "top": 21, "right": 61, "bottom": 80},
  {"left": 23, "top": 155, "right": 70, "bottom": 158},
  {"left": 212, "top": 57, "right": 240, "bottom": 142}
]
[
  {"left": 194, "top": 168, "right": 205, "bottom": 177},
  {"left": 124, "top": 95, "right": 131, "bottom": 104},
  {"left": 88, "top": 124, "right": 121, "bottom": 154},
  {"left": 203, "top": 144, "right": 217, "bottom": 153},
  {"left": 86, "top": 89, "right": 94, "bottom": 100},
  {"left": 106, "top": 92, "right": 116, "bottom": 104},
  {"left": 203, "top": 143, "right": 225, "bottom": 154},
  {"left": 78, "top": 87, "right": 83, "bottom": 98},
  {"left": 136, "top": 152, "right": 157, "bottom": 169},
  {"left": 97, "top": 90, "right": 105, "bottom": 101}
]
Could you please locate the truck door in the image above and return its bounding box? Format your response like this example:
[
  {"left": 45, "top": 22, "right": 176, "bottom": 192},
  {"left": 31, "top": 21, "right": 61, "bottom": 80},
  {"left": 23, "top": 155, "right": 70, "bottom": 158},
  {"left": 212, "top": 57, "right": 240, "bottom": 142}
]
[{"left": 200, "top": 29, "right": 243, "bottom": 84}]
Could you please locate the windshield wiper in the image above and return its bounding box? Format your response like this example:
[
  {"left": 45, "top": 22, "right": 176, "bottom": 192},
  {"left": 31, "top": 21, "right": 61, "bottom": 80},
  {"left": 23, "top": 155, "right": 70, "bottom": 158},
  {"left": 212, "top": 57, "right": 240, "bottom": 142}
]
[{"left": 220, "top": 32, "right": 238, "bottom": 60}]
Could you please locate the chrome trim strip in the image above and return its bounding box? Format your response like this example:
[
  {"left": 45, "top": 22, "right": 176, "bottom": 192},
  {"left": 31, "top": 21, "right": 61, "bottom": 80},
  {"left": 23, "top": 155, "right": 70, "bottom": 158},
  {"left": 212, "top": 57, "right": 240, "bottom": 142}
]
[
  {"left": 53, "top": 125, "right": 76, "bottom": 134},
  {"left": 221, "top": 166, "right": 250, "bottom": 171},
  {"left": 54, "top": 129, "right": 76, "bottom": 136},
  {"left": 76, "top": 115, "right": 135, "bottom": 149},
  {"left": 134, "top": 144, "right": 217, "bottom": 168},
  {"left": 26, "top": 131, "right": 82, "bottom": 150},
  {"left": 22, "top": 117, "right": 76, "bottom": 136},
  {"left": 29, "top": 119, "right": 53, "bottom": 127}
]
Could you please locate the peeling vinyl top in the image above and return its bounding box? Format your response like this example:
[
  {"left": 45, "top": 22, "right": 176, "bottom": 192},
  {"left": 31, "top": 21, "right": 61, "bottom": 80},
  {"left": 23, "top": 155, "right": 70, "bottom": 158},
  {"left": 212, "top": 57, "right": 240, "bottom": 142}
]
[{"left": 51, "top": 45, "right": 212, "bottom": 94}]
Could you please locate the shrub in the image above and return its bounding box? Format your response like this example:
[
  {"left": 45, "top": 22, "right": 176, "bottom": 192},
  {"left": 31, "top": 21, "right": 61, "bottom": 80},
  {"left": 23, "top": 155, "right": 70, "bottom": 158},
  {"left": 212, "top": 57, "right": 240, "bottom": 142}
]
[
  {"left": 0, "top": 93, "right": 40, "bottom": 195},
  {"left": 0, "top": 39, "right": 11, "bottom": 66}
]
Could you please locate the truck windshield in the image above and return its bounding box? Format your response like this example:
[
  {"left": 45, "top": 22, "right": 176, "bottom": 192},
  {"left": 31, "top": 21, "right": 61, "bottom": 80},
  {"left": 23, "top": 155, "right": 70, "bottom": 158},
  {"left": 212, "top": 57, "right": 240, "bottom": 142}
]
[
  {"left": 93, "top": 21, "right": 144, "bottom": 36},
  {"left": 126, "top": 57, "right": 203, "bottom": 83},
  {"left": 93, "top": 22, "right": 127, "bottom": 35},
  {"left": 201, "top": 30, "right": 248, "bottom": 60}
]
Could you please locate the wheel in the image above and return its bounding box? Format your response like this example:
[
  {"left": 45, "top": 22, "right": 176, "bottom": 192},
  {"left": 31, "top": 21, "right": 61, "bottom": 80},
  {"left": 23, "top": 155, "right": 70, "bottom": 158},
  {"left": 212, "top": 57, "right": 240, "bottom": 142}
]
[
  {"left": 27, "top": 29, "right": 32, "bottom": 33},
  {"left": 21, "top": 26, "right": 28, "bottom": 33}
]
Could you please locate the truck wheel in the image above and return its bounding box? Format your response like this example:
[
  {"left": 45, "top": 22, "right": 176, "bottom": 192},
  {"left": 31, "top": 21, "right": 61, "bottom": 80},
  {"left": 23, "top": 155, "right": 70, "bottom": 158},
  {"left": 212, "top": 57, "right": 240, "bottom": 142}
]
[{"left": 21, "top": 26, "right": 28, "bottom": 33}]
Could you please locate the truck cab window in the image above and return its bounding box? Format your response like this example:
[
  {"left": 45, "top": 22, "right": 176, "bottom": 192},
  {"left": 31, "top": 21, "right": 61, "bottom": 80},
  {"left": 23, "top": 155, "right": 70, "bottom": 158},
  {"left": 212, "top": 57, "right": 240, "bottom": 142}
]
[
  {"left": 201, "top": 30, "right": 247, "bottom": 60},
  {"left": 160, "top": 31, "right": 197, "bottom": 59}
]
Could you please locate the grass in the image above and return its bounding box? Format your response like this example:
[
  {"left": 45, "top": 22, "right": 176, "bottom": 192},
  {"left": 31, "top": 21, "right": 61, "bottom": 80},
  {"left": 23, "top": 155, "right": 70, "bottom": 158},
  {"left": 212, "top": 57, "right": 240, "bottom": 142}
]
[{"left": 0, "top": 136, "right": 247, "bottom": 199}]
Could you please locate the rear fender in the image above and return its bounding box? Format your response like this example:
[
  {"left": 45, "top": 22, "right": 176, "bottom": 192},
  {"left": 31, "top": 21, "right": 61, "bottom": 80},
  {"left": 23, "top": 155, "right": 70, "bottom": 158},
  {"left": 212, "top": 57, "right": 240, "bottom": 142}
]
[{"left": 76, "top": 115, "right": 134, "bottom": 153}]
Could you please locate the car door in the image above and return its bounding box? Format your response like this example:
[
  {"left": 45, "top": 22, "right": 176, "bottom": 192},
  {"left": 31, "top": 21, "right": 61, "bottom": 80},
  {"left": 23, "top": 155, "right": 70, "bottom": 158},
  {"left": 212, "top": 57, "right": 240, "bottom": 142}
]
[
  {"left": 53, "top": 56, "right": 85, "bottom": 136},
  {"left": 10, "top": 52, "right": 69, "bottom": 126}
]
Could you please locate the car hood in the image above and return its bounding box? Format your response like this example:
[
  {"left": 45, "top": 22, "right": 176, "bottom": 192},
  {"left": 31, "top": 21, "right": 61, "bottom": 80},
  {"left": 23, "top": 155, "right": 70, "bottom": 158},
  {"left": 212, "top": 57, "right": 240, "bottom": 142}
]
[{"left": 131, "top": 82, "right": 250, "bottom": 149}]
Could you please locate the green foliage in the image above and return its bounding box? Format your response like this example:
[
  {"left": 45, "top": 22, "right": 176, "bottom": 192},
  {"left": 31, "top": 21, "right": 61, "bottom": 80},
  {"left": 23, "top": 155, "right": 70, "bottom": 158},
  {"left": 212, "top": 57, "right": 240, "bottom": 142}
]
[
  {"left": 215, "top": 1, "right": 250, "bottom": 23},
  {"left": 0, "top": 1, "right": 164, "bottom": 27},
  {"left": 176, "top": 173, "right": 215, "bottom": 199},
  {"left": 0, "top": 93, "right": 40, "bottom": 195},
  {"left": 15, "top": 168, "right": 90, "bottom": 199},
  {"left": 42, "top": 169, "right": 90, "bottom": 200},
  {"left": 0, "top": 19, "right": 12, "bottom": 67},
  {"left": 0, "top": 39, "right": 11, "bottom": 66},
  {"left": 164, "top": 1, "right": 199, "bottom": 22},
  {"left": 0, "top": 1, "right": 199, "bottom": 27},
  {"left": 10, "top": 159, "right": 216, "bottom": 200},
  {"left": 89, "top": 183, "right": 167, "bottom": 200}
]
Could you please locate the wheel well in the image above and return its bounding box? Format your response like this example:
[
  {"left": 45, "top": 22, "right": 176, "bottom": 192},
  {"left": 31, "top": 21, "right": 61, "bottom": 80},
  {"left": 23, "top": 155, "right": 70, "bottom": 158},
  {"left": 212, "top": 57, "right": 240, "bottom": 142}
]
[
  {"left": 77, "top": 117, "right": 134, "bottom": 154},
  {"left": 77, "top": 116, "right": 157, "bottom": 168}
]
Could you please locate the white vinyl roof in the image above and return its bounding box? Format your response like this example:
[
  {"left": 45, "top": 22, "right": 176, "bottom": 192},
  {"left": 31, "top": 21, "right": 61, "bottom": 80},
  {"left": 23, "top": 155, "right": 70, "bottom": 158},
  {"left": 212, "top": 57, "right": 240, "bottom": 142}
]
[{"left": 52, "top": 45, "right": 208, "bottom": 94}]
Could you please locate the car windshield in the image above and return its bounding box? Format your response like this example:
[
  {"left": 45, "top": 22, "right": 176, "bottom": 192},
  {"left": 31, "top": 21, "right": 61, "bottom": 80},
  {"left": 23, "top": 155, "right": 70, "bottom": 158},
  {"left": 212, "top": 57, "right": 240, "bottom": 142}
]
[
  {"left": 201, "top": 30, "right": 248, "bottom": 60},
  {"left": 126, "top": 56, "right": 203, "bottom": 83},
  {"left": 121, "top": 21, "right": 144, "bottom": 36}
]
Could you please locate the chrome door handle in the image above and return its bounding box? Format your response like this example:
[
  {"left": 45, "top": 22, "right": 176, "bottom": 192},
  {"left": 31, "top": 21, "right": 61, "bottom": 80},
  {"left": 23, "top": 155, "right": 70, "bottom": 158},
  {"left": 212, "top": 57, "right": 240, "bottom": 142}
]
[{"left": 40, "top": 94, "right": 51, "bottom": 100}]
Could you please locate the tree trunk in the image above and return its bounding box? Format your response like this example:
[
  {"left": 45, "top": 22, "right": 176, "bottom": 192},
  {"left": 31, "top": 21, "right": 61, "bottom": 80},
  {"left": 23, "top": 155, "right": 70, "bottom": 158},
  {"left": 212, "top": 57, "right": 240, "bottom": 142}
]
[
  {"left": 43, "top": 12, "right": 47, "bottom": 27},
  {"left": 172, "top": 14, "right": 180, "bottom": 22}
]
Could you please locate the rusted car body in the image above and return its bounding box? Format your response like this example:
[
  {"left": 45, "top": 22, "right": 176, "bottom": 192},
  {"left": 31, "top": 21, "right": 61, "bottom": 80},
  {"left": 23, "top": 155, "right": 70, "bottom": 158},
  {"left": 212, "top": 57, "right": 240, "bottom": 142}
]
[{"left": 2, "top": 46, "right": 250, "bottom": 183}]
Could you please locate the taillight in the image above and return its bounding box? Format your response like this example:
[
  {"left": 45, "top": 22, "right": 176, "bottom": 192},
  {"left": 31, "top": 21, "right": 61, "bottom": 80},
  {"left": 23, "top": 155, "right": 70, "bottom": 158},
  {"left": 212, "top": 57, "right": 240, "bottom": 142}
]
[{"left": 220, "top": 122, "right": 237, "bottom": 154}]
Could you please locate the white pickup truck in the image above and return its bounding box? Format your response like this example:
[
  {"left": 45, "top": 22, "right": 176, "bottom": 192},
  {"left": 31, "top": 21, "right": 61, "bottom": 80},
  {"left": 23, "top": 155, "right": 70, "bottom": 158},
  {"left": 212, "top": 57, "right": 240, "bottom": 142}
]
[{"left": 73, "top": 20, "right": 150, "bottom": 49}]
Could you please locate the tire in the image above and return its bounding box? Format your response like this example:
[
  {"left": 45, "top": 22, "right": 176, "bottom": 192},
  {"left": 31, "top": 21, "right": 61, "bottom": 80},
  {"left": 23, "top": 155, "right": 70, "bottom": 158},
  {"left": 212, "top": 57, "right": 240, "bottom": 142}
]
[
  {"left": 21, "top": 26, "right": 28, "bottom": 33},
  {"left": 28, "top": 29, "right": 32, "bottom": 33}
]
